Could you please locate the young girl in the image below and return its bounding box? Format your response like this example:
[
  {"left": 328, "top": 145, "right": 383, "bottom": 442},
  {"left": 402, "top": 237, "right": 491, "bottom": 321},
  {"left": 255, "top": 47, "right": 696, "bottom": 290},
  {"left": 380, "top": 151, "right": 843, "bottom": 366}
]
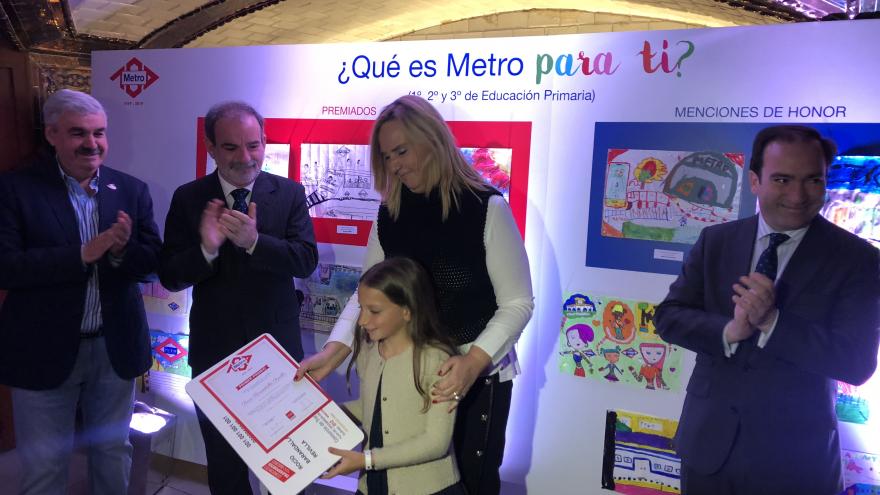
[{"left": 322, "top": 257, "right": 465, "bottom": 495}]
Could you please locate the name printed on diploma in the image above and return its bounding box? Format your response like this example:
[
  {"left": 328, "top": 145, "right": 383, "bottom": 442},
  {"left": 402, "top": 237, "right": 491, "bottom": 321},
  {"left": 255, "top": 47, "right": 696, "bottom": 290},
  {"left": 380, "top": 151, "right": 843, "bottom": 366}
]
[
  {"left": 201, "top": 338, "right": 330, "bottom": 451},
  {"left": 186, "top": 334, "right": 363, "bottom": 493}
]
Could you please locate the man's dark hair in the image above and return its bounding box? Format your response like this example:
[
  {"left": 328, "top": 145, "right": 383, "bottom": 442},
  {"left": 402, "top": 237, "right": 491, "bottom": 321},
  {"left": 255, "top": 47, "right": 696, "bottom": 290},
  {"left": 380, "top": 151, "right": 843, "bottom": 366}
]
[
  {"left": 204, "top": 101, "right": 265, "bottom": 145},
  {"left": 749, "top": 125, "right": 837, "bottom": 178}
]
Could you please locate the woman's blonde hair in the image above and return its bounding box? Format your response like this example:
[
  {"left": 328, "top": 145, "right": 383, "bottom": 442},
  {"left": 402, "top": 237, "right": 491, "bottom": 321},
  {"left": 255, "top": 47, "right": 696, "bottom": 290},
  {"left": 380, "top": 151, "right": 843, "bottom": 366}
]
[{"left": 370, "top": 95, "right": 489, "bottom": 221}]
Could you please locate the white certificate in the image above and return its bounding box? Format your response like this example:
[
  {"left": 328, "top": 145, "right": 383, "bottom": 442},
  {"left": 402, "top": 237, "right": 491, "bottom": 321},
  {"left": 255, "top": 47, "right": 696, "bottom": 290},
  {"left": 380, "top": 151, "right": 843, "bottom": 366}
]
[{"left": 186, "top": 334, "right": 363, "bottom": 494}]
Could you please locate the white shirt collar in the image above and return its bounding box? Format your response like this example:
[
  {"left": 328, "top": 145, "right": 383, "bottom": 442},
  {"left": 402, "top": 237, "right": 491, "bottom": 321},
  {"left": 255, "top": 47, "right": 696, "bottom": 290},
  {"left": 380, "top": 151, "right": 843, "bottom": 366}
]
[
  {"left": 57, "top": 160, "right": 100, "bottom": 193},
  {"left": 216, "top": 171, "right": 255, "bottom": 199},
  {"left": 756, "top": 212, "right": 810, "bottom": 244}
]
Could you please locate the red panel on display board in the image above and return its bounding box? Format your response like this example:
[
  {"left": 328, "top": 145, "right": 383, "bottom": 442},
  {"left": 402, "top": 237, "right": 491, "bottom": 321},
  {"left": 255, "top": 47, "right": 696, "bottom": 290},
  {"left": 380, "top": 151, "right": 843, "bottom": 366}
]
[
  {"left": 196, "top": 118, "right": 531, "bottom": 245},
  {"left": 446, "top": 120, "right": 531, "bottom": 240}
]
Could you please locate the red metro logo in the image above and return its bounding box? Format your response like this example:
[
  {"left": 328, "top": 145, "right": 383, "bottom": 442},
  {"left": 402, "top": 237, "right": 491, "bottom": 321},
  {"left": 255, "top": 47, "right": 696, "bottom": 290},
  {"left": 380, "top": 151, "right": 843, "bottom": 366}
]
[
  {"left": 227, "top": 355, "right": 252, "bottom": 373},
  {"left": 110, "top": 57, "right": 159, "bottom": 98}
]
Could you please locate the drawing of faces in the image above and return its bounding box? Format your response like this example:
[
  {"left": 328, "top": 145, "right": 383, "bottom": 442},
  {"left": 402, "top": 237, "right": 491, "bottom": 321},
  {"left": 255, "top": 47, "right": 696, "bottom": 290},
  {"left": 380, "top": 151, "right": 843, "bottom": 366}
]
[
  {"left": 566, "top": 324, "right": 595, "bottom": 351},
  {"left": 601, "top": 347, "right": 621, "bottom": 363},
  {"left": 640, "top": 342, "right": 667, "bottom": 365},
  {"left": 602, "top": 301, "right": 635, "bottom": 344}
]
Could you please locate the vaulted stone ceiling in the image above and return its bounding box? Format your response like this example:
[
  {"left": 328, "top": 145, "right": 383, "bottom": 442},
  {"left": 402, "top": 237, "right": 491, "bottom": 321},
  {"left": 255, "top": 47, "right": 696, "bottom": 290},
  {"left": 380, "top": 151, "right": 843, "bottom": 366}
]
[{"left": 1, "top": 0, "right": 811, "bottom": 58}]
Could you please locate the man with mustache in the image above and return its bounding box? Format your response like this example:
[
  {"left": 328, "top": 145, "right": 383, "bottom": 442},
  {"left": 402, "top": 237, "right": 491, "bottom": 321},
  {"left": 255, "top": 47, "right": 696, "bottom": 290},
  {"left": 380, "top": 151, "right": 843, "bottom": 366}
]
[
  {"left": 159, "top": 101, "right": 317, "bottom": 495},
  {"left": 0, "top": 89, "right": 161, "bottom": 494},
  {"left": 656, "top": 125, "right": 880, "bottom": 495}
]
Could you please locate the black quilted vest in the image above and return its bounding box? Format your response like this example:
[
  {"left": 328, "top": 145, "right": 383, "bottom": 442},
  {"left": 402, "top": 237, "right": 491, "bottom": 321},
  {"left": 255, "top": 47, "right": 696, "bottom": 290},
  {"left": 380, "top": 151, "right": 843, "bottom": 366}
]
[{"left": 377, "top": 186, "right": 500, "bottom": 345}]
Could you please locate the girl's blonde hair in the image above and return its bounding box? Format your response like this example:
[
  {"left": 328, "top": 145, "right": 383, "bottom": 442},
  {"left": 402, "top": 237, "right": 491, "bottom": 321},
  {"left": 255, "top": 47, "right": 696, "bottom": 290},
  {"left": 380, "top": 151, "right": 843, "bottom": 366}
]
[
  {"left": 347, "top": 257, "right": 458, "bottom": 412},
  {"left": 370, "top": 95, "right": 489, "bottom": 221}
]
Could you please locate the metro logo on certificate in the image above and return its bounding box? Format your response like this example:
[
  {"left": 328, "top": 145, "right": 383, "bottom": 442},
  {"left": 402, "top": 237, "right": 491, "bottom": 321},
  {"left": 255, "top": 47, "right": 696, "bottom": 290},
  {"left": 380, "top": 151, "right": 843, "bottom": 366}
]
[
  {"left": 199, "top": 337, "right": 329, "bottom": 452},
  {"left": 186, "top": 334, "right": 363, "bottom": 493}
]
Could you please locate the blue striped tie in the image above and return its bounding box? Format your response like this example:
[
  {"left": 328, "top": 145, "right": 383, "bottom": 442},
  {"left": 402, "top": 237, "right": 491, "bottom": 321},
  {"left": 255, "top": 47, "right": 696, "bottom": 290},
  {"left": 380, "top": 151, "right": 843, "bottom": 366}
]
[{"left": 230, "top": 188, "right": 249, "bottom": 214}]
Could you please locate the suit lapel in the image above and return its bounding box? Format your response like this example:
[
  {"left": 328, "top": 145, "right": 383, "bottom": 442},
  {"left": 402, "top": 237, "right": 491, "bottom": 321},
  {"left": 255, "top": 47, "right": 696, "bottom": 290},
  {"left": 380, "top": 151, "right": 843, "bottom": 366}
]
[
  {"left": 775, "top": 216, "right": 830, "bottom": 308},
  {"left": 704, "top": 215, "right": 760, "bottom": 359},
  {"left": 207, "top": 172, "right": 239, "bottom": 261},
  {"left": 207, "top": 172, "right": 225, "bottom": 203},
  {"left": 40, "top": 160, "right": 81, "bottom": 244},
  {"left": 97, "top": 166, "right": 117, "bottom": 232},
  {"left": 728, "top": 216, "right": 763, "bottom": 358},
  {"left": 251, "top": 172, "right": 276, "bottom": 232},
  {"left": 719, "top": 216, "right": 759, "bottom": 316},
  {"left": 731, "top": 216, "right": 758, "bottom": 276}
]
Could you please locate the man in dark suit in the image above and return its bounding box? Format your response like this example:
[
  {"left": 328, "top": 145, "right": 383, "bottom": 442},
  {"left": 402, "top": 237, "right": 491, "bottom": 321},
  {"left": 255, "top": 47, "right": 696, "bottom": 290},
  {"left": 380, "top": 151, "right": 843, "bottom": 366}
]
[
  {"left": 656, "top": 125, "right": 880, "bottom": 495},
  {"left": 159, "top": 101, "right": 317, "bottom": 495},
  {"left": 0, "top": 89, "right": 161, "bottom": 494}
]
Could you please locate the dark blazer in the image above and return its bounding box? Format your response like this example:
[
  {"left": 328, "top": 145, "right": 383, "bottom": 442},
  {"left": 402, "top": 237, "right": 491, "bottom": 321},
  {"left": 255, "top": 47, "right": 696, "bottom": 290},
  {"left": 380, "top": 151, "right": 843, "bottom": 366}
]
[
  {"left": 0, "top": 156, "right": 161, "bottom": 390},
  {"left": 158, "top": 171, "right": 318, "bottom": 373},
  {"left": 656, "top": 214, "right": 880, "bottom": 494}
]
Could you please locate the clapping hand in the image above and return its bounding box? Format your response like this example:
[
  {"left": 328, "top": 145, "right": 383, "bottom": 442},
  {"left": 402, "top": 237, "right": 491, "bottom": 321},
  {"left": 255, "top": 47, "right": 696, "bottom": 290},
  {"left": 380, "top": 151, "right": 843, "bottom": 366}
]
[
  {"left": 199, "top": 199, "right": 227, "bottom": 255},
  {"left": 108, "top": 210, "right": 131, "bottom": 256},
  {"left": 82, "top": 210, "right": 132, "bottom": 263},
  {"left": 219, "top": 202, "right": 258, "bottom": 249},
  {"left": 732, "top": 272, "right": 777, "bottom": 331}
]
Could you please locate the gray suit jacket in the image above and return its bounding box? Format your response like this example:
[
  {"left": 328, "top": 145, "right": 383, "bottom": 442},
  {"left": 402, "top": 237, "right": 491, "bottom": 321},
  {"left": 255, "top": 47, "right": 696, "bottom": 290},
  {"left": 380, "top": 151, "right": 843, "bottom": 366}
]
[{"left": 656, "top": 214, "right": 880, "bottom": 494}]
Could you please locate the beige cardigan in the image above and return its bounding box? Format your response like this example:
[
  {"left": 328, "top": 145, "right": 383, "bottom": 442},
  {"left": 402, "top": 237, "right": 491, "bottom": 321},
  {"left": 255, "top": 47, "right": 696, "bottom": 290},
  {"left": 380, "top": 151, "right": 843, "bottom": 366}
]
[{"left": 344, "top": 342, "right": 459, "bottom": 495}]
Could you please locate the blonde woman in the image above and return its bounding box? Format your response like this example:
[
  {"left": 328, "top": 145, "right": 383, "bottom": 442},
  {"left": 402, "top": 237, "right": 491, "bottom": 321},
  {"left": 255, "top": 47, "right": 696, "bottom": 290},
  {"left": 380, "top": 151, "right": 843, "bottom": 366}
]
[{"left": 298, "top": 95, "right": 533, "bottom": 495}]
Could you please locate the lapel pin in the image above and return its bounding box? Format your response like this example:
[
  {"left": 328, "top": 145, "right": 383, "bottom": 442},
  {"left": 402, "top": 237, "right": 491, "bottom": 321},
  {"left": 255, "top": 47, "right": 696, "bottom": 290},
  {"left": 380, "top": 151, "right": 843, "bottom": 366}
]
[{"left": 107, "top": 183, "right": 117, "bottom": 190}]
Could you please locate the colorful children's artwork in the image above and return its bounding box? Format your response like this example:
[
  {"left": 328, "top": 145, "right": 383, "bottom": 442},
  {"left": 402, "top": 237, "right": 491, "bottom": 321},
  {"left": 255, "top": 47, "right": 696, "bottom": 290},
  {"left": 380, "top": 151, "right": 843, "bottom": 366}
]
[
  {"left": 823, "top": 189, "right": 880, "bottom": 249},
  {"left": 150, "top": 330, "right": 191, "bottom": 378},
  {"left": 300, "top": 143, "right": 380, "bottom": 221},
  {"left": 559, "top": 293, "right": 682, "bottom": 391},
  {"left": 602, "top": 410, "right": 681, "bottom": 494},
  {"left": 822, "top": 155, "right": 880, "bottom": 424},
  {"left": 601, "top": 149, "right": 744, "bottom": 245},
  {"left": 140, "top": 281, "right": 189, "bottom": 317},
  {"left": 844, "top": 450, "right": 880, "bottom": 489},
  {"left": 842, "top": 484, "right": 880, "bottom": 495},
  {"left": 823, "top": 155, "right": 880, "bottom": 248},
  {"left": 461, "top": 147, "right": 512, "bottom": 201},
  {"left": 297, "top": 263, "right": 361, "bottom": 333},
  {"left": 837, "top": 381, "right": 870, "bottom": 424}
]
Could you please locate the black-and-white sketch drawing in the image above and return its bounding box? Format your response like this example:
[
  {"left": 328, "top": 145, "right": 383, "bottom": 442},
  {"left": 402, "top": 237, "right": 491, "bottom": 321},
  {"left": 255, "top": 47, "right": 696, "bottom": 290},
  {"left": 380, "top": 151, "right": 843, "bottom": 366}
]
[{"left": 300, "top": 144, "right": 381, "bottom": 220}]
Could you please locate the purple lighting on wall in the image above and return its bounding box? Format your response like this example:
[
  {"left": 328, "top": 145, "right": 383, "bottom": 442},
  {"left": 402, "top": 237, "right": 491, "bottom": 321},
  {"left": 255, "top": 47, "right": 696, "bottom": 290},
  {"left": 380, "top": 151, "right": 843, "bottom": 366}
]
[{"left": 770, "top": 0, "right": 880, "bottom": 18}]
